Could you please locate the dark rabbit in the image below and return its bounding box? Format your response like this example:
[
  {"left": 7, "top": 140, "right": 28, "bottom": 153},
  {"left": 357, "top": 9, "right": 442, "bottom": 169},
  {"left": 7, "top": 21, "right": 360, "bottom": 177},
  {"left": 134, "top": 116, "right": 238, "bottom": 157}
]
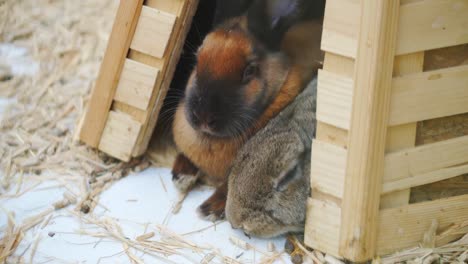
[
  {"left": 172, "top": 0, "right": 325, "bottom": 220},
  {"left": 226, "top": 77, "right": 316, "bottom": 238}
]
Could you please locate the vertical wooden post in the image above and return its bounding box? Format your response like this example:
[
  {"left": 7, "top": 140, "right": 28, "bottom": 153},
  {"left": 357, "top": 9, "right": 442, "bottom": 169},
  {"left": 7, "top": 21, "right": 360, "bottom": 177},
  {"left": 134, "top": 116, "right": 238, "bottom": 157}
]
[
  {"left": 338, "top": 0, "right": 400, "bottom": 261},
  {"left": 78, "top": 0, "right": 144, "bottom": 147}
]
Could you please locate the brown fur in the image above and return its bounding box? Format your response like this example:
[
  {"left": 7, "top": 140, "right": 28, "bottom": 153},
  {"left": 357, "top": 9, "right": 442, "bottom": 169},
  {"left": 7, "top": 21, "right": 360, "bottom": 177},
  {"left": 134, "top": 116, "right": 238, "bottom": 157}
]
[
  {"left": 173, "top": 65, "right": 303, "bottom": 184},
  {"left": 197, "top": 29, "right": 252, "bottom": 81},
  {"left": 172, "top": 12, "right": 324, "bottom": 218},
  {"left": 172, "top": 153, "right": 198, "bottom": 177}
]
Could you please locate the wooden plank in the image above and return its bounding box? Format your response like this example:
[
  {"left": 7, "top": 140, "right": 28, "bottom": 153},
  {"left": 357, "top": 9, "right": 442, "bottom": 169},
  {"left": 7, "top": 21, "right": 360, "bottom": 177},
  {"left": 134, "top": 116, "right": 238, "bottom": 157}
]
[
  {"left": 145, "top": 0, "right": 185, "bottom": 14},
  {"left": 322, "top": 0, "right": 468, "bottom": 58},
  {"left": 380, "top": 52, "right": 424, "bottom": 209},
  {"left": 132, "top": 0, "right": 198, "bottom": 156},
  {"left": 397, "top": 0, "right": 468, "bottom": 55},
  {"left": 315, "top": 53, "right": 353, "bottom": 149},
  {"left": 377, "top": 194, "right": 468, "bottom": 255},
  {"left": 114, "top": 59, "right": 159, "bottom": 110},
  {"left": 339, "top": 0, "right": 400, "bottom": 261},
  {"left": 304, "top": 198, "right": 341, "bottom": 258},
  {"left": 323, "top": 52, "right": 355, "bottom": 78},
  {"left": 112, "top": 101, "right": 147, "bottom": 123},
  {"left": 308, "top": 135, "right": 468, "bottom": 199},
  {"left": 98, "top": 111, "right": 142, "bottom": 162},
  {"left": 321, "top": 0, "right": 360, "bottom": 58},
  {"left": 316, "top": 64, "right": 468, "bottom": 130},
  {"left": 130, "top": 6, "right": 177, "bottom": 59},
  {"left": 384, "top": 135, "right": 468, "bottom": 189},
  {"left": 316, "top": 70, "right": 353, "bottom": 130},
  {"left": 310, "top": 140, "right": 346, "bottom": 198},
  {"left": 383, "top": 163, "right": 468, "bottom": 194},
  {"left": 385, "top": 123, "right": 417, "bottom": 153},
  {"left": 389, "top": 64, "right": 468, "bottom": 126},
  {"left": 78, "top": 0, "right": 144, "bottom": 147},
  {"left": 316, "top": 122, "right": 348, "bottom": 149}
]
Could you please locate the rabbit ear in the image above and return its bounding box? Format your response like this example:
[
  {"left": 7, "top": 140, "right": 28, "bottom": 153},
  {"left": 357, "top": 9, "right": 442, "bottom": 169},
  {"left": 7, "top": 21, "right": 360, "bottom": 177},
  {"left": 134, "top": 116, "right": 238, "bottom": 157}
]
[
  {"left": 247, "top": 0, "right": 299, "bottom": 50},
  {"left": 272, "top": 136, "right": 305, "bottom": 191},
  {"left": 274, "top": 161, "right": 300, "bottom": 191},
  {"left": 213, "top": 0, "right": 253, "bottom": 26}
]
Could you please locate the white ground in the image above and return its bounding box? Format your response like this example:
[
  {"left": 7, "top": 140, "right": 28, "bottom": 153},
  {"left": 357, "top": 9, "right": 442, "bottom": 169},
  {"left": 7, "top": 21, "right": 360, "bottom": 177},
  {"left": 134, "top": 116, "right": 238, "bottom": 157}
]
[{"left": 0, "top": 165, "right": 289, "bottom": 263}]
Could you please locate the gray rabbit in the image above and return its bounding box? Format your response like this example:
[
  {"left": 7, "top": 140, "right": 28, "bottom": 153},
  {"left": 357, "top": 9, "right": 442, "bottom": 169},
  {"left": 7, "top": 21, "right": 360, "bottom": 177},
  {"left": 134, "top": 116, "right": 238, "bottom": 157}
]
[{"left": 225, "top": 77, "right": 317, "bottom": 238}]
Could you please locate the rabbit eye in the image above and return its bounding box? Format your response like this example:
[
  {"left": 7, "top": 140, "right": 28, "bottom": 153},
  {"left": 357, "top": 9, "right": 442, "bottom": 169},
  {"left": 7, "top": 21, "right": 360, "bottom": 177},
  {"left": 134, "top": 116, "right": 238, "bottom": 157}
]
[{"left": 242, "top": 63, "right": 258, "bottom": 83}]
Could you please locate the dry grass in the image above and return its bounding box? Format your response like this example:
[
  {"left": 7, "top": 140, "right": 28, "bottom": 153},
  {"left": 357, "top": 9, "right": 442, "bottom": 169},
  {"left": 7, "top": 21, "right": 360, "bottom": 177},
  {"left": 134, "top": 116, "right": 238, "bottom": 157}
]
[
  {"left": 1, "top": 0, "right": 467, "bottom": 263},
  {"left": 0, "top": 1, "right": 287, "bottom": 263}
]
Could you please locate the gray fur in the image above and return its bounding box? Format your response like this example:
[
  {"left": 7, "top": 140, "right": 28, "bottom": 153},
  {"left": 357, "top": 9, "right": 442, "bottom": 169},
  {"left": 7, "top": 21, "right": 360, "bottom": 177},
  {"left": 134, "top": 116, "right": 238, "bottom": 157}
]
[{"left": 225, "top": 77, "right": 316, "bottom": 238}]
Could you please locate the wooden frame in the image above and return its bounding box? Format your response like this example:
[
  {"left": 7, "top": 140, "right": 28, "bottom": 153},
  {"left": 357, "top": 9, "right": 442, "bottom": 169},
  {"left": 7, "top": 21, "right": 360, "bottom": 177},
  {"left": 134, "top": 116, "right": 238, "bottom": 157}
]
[
  {"left": 77, "top": 0, "right": 198, "bottom": 161},
  {"left": 305, "top": 0, "right": 468, "bottom": 261}
]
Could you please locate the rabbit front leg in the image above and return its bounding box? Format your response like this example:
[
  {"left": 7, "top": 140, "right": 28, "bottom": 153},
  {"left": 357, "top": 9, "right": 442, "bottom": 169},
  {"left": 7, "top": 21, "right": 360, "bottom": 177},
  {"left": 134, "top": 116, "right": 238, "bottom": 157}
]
[
  {"left": 197, "top": 182, "right": 227, "bottom": 221},
  {"left": 172, "top": 153, "right": 200, "bottom": 193}
]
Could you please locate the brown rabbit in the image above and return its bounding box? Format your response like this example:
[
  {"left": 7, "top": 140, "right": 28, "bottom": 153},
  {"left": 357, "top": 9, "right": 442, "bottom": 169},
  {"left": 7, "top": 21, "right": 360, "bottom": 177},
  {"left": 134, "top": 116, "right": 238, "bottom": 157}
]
[
  {"left": 225, "top": 77, "right": 316, "bottom": 238},
  {"left": 172, "top": 0, "right": 324, "bottom": 220}
]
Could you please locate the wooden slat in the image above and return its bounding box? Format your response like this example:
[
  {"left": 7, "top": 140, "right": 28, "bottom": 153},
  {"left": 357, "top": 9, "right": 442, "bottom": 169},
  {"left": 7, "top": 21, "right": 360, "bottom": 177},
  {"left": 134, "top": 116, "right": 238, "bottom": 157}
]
[
  {"left": 397, "top": 0, "right": 468, "bottom": 55},
  {"left": 339, "top": 0, "right": 399, "bottom": 261},
  {"left": 304, "top": 198, "right": 342, "bottom": 258},
  {"left": 310, "top": 140, "right": 346, "bottom": 199},
  {"left": 308, "top": 135, "right": 468, "bottom": 199},
  {"left": 322, "top": 0, "right": 468, "bottom": 58},
  {"left": 98, "top": 111, "right": 142, "bottom": 162},
  {"left": 316, "top": 64, "right": 468, "bottom": 130},
  {"left": 383, "top": 163, "right": 468, "bottom": 194},
  {"left": 315, "top": 53, "right": 353, "bottom": 149},
  {"left": 321, "top": 0, "right": 360, "bottom": 59},
  {"left": 377, "top": 194, "right": 468, "bottom": 255},
  {"left": 132, "top": 0, "right": 198, "bottom": 156},
  {"left": 316, "top": 122, "right": 348, "bottom": 149},
  {"left": 145, "top": 0, "right": 185, "bottom": 14},
  {"left": 316, "top": 70, "right": 353, "bottom": 130},
  {"left": 383, "top": 135, "right": 468, "bottom": 190},
  {"left": 130, "top": 6, "right": 177, "bottom": 59},
  {"left": 380, "top": 52, "right": 424, "bottom": 209},
  {"left": 78, "top": 0, "right": 144, "bottom": 147},
  {"left": 114, "top": 59, "right": 159, "bottom": 110},
  {"left": 389, "top": 64, "right": 468, "bottom": 126},
  {"left": 322, "top": 52, "right": 355, "bottom": 78}
]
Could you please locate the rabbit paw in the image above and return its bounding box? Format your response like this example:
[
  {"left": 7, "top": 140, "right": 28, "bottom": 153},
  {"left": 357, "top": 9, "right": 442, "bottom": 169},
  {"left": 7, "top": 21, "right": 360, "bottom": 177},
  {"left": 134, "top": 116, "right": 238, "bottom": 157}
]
[
  {"left": 197, "top": 184, "right": 227, "bottom": 221},
  {"left": 285, "top": 235, "right": 306, "bottom": 264},
  {"left": 172, "top": 154, "right": 199, "bottom": 193},
  {"left": 172, "top": 173, "right": 198, "bottom": 193}
]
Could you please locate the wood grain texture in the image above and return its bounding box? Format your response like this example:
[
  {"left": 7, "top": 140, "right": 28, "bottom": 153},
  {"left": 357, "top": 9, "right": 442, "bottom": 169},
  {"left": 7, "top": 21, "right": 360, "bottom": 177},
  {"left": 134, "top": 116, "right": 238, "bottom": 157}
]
[
  {"left": 321, "top": 0, "right": 360, "bottom": 58},
  {"left": 316, "top": 122, "right": 348, "bottom": 149},
  {"left": 316, "top": 70, "right": 353, "bottom": 130},
  {"left": 389, "top": 64, "right": 468, "bottom": 126},
  {"left": 380, "top": 52, "right": 424, "bottom": 209},
  {"left": 322, "top": 0, "right": 468, "bottom": 57},
  {"left": 384, "top": 135, "right": 468, "bottom": 188},
  {"left": 377, "top": 194, "right": 468, "bottom": 255},
  {"left": 304, "top": 198, "right": 342, "bottom": 258},
  {"left": 145, "top": 0, "right": 185, "bottom": 14},
  {"left": 114, "top": 59, "right": 159, "bottom": 110},
  {"left": 315, "top": 62, "right": 468, "bottom": 130},
  {"left": 78, "top": 0, "right": 144, "bottom": 147},
  {"left": 397, "top": 0, "right": 468, "bottom": 55},
  {"left": 310, "top": 140, "right": 347, "bottom": 198},
  {"left": 339, "top": 0, "right": 400, "bottom": 261},
  {"left": 130, "top": 6, "right": 177, "bottom": 59},
  {"left": 98, "top": 111, "right": 142, "bottom": 162}
]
